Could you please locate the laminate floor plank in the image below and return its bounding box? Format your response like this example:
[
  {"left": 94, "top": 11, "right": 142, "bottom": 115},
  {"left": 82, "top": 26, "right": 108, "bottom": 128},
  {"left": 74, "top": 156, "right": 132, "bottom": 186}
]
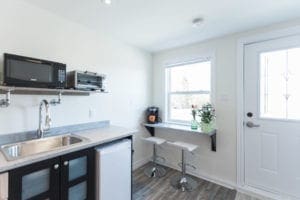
[
  {"left": 133, "top": 163, "right": 267, "bottom": 200},
  {"left": 133, "top": 163, "right": 237, "bottom": 200}
]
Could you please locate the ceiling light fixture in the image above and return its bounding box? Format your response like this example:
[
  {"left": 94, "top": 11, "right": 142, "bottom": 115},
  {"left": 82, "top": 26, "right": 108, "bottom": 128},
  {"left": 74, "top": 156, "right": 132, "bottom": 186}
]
[
  {"left": 102, "top": 0, "right": 112, "bottom": 5},
  {"left": 192, "top": 17, "right": 204, "bottom": 28}
]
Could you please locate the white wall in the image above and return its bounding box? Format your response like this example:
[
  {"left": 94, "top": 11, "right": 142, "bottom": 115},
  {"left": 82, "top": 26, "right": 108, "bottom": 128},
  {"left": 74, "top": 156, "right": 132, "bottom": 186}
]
[
  {"left": 0, "top": 0, "right": 152, "bottom": 167},
  {"left": 152, "top": 19, "right": 300, "bottom": 187},
  {"left": 2, "top": 0, "right": 300, "bottom": 186}
]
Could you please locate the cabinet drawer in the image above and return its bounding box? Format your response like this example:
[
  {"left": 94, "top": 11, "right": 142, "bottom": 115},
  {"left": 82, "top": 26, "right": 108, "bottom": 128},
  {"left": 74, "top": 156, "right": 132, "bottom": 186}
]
[{"left": 0, "top": 172, "right": 8, "bottom": 200}]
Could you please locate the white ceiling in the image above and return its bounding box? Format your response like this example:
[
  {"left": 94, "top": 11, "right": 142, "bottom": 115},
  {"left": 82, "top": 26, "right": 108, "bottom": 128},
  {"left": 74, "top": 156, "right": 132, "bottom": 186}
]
[{"left": 23, "top": 0, "right": 300, "bottom": 52}]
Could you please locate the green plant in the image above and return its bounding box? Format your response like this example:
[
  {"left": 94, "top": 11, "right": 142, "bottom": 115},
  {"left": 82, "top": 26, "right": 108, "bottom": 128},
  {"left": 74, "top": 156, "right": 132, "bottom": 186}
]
[{"left": 198, "top": 103, "right": 215, "bottom": 124}]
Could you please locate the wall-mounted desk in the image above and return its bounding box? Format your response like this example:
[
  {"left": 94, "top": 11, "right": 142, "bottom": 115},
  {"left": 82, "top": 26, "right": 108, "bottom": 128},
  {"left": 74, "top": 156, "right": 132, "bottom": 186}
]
[{"left": 144, "top": 123, "right": 217, "bottom": 152}]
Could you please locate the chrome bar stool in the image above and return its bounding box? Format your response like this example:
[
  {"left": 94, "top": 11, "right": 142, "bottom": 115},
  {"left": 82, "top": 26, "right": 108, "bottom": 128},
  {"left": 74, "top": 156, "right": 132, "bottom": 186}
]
[
  {"left": 167, "top": 141, "right": 198, "bottom": 192},
  {"left": 142, "top": 137, "right": 167, "bottom": 178}
]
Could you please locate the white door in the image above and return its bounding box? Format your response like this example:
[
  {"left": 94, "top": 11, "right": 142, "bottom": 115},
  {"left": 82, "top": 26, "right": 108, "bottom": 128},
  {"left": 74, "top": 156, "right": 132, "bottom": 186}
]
[{"left": 244, "top": 34, "right": 300, "bottom": 199}]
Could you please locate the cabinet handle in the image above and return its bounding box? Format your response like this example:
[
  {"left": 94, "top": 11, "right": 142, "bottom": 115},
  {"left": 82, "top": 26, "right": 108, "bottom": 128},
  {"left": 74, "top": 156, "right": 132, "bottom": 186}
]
[
  {"left": 64, "top": 161, "right": 69, "bottom": 166},
  {"left": 53, "top": 164, "right": 60, "bottom": 170}
]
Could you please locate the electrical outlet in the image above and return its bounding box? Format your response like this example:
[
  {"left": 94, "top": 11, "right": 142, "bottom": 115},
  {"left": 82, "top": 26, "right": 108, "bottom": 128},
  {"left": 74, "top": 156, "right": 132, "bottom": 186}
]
[{"left": 89, "top": 108, "right": 94, "bottom": 119}]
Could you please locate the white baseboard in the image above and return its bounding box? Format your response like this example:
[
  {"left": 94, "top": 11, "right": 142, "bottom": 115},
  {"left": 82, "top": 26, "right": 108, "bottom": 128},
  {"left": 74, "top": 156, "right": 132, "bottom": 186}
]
[
  {"left": 237, "top": 185, "right": 278, "bottom": 200},
  {"left": 237, "top": 185, "right": 299, "bottom": 200},
  {"left": 133, "top": 157, "right": 151, "bottom": 170}
]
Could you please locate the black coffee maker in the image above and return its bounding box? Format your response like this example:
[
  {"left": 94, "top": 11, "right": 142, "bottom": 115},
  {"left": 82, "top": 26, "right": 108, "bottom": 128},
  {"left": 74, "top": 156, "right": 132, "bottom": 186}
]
[{"left": 146, "top": 107, "right": 160, "bottom": 124}]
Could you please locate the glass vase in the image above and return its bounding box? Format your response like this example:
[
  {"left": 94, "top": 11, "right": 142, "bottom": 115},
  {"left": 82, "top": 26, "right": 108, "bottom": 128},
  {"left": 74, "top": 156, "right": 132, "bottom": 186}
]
[{"left": 191, "top": 119, "right": 198, "bottom": 130}]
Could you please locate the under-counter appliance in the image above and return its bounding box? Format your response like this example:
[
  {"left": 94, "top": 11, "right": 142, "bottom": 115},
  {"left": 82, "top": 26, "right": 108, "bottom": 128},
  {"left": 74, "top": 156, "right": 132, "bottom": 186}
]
[
  {"left": 95, "top": 139, "right": 131, "bottom": 200},
  {"left": 3, "top": 53, "right": 66, "bottom": 88},
  {"left": 67, "top": 70, "right": 106, "bottom": 91}
]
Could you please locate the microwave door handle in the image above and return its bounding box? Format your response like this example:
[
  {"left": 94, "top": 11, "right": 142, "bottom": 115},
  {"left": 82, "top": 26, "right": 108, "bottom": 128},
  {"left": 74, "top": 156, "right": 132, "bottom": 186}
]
[{"left": 25, "top": 59, "right": 43, "bottom": 64}]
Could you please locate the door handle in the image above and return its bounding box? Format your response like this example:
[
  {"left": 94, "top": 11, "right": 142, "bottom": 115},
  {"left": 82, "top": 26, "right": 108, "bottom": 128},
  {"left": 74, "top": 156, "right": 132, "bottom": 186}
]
[{"left": 246, "top": 121, "right": 260, "bottom": 128}]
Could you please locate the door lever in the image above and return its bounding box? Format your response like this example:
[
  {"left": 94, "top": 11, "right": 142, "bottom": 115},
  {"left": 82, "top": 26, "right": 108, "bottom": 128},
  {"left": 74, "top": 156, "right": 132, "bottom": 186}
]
[{"left": 246, "top": 121, "right": 260, "bottom": 128}]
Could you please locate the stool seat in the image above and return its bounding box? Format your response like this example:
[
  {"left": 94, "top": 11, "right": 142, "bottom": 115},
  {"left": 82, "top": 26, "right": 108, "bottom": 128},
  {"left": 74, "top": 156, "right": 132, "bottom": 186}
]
[
  {"left": 143, "top": 137, "right": 166, "bottom": 145},
  {"left": 167, "top": 141, "right": 198, "bottom": 152}
]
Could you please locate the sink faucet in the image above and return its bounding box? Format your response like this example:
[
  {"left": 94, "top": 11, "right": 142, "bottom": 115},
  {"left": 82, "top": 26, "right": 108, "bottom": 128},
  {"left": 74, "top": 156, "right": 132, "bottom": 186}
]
[{"left": 37, "top": 100, "right": 52, "bottom": 138}]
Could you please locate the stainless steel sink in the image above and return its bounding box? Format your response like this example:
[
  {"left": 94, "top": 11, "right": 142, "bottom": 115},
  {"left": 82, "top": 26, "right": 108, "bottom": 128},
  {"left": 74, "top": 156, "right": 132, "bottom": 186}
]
[{"left": 0, "top": 134, "right": 89, "bottom": 161}]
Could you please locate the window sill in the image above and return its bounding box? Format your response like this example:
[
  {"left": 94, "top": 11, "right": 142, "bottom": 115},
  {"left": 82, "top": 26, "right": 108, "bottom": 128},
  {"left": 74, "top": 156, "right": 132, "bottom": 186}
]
[
  {"left": 143, "top": 122, "right": 217, "bottom": 151},
  {"left": 164, "top": 121, "right": 190, "bottom": 127},
  {"left": 143, "top": 122, "right": 216, "bottom": 136}
]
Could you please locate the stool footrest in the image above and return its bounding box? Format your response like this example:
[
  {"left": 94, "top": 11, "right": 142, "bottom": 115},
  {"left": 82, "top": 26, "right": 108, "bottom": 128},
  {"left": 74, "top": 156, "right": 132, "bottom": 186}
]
[
  {"left": 156, "top": 156, "right": 166, "bottom": 163},
  {"left": 151, "top": 155, "right": 166, "bottom": 163}
]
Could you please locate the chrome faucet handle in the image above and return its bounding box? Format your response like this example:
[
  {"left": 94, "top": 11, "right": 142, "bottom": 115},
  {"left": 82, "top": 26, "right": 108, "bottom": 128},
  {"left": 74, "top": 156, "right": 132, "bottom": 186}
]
[
  {"left": 0, "top": 91, "right": 11, "bottom": 108},
  {"left": 50, "top": 92, "right": 62, "bottom": 106}
]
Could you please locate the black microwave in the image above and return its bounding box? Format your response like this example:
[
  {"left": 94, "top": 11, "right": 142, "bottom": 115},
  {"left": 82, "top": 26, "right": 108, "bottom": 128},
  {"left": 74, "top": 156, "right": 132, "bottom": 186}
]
[{"left": 3, "top": 53, "right": 66, "bottom": 89}]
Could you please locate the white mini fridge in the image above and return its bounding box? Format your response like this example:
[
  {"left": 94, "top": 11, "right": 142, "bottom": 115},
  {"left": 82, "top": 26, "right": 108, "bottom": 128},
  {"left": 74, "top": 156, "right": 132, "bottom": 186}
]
[{"left": 95, "top": 139, "right": 132, "bottom": 200}]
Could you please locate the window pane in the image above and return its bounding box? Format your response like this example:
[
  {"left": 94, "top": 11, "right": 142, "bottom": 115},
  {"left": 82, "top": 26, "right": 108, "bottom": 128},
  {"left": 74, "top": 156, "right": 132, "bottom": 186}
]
[
  {"left": 22, "top": 168, "right": 50, "bottom": 200},
  {"left": 260, "top": 47, "right": 300, "bottom": 120},
  {"left": 169, "top": 61, "right": 211, "bottom": 92},
  {"left": 68, "top": 181, "right": 87, "bottom": 200},
  {"left": 170, "top": 94, "right": 210, "bottom": 121},
  {"left": 69, "top": 156, "right": 87, "bottom": 181}
]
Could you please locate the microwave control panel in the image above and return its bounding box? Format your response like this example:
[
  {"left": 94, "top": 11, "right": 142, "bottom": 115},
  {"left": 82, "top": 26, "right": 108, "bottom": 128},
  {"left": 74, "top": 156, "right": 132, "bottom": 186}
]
[{"left": 58, "top": 69, "right": 66, "bottom": 83}]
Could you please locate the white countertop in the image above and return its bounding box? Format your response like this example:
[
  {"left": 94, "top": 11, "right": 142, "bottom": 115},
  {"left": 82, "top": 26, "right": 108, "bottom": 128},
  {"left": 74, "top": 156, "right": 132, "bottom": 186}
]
[{"left": 0, "top": 125, "right": 135, "bottom": 173}]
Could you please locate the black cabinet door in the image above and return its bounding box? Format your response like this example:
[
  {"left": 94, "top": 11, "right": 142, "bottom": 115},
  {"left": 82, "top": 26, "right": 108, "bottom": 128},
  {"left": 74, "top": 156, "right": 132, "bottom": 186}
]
[
  {"left": 9, "top": 157, "right": 60, "bottom": 200},
  {"left": 60, "top": 148, "right": 95, "bottom": 200}
]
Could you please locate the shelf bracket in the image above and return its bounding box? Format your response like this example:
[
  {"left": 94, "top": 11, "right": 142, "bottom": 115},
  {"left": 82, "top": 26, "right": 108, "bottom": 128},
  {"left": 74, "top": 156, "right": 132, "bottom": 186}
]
[
  {"left": 144, "top": 125, "right": 155, "bottom": 136},
  {"left": 210, "top": 133, "right": 217, "bottom": 152},
  {"left": 0, "top": 90, "right": 11, "bottom": 108},
  {"left": 50, "top": 92, "right": 62, "bottom": 106}
]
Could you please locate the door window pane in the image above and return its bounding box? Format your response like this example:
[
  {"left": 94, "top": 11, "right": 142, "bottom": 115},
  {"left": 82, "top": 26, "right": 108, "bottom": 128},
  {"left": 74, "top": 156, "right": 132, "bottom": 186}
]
[
  {"left": 260, "top": 48, "right": 300, "bottom": 120},
  {"left": 22, "top": 168, "right": 50, "bottom": 200}
]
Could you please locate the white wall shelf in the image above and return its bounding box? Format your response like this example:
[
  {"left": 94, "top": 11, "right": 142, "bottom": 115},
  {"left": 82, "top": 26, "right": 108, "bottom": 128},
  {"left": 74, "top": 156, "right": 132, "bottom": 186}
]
[
  {"left": 0, "top": 85, "right": 107, "bottom": 108},
  {"left": 0, "top": 86, "right": 106, "bottom": 96}
]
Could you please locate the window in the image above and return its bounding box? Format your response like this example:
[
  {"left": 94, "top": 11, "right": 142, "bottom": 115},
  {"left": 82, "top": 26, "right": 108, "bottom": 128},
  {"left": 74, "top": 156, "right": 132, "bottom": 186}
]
[
  {"left": 166, "top": 59, "right": 212, "bottom": 123},
  {"left": 260, "top": 47, "right": 300, "bottom": 120}
]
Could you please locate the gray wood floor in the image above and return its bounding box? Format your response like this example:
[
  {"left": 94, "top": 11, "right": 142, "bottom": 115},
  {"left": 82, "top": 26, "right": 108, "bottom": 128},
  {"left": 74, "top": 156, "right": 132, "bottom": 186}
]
[{"left": 133, "top": 163, "right": 237, "bottom": 200}]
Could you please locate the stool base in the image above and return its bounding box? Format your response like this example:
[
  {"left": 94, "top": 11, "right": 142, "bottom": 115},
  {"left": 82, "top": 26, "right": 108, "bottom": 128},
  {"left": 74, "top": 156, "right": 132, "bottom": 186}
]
[
  {"left": 170, "top": 174, "right": 198, "bottom": 192},
  {"left": 144, "top": 165, "right": 166, "bottom": 178}
]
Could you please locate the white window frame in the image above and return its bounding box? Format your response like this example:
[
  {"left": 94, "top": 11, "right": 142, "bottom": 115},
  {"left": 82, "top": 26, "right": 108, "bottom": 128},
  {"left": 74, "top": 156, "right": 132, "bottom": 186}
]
[{"left": 165, "top": 55, "right": 215, "bottom": 125}]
